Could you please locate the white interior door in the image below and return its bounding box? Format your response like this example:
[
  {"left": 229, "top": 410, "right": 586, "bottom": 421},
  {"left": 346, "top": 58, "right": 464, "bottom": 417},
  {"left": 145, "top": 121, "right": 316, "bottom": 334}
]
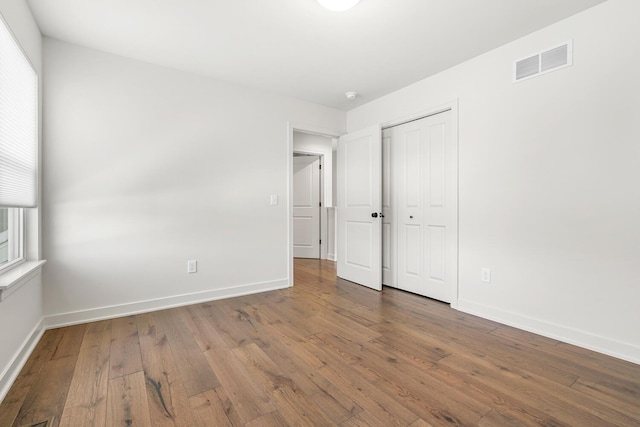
[
  {"left": 391, "top": 110, "right": 456, "bottom": 302},
  {"left": 293, "top": 155, "right": 320, "bottom": 258},
  {"left": 337, "top": 125, "right": 382, "bottom": 291}
]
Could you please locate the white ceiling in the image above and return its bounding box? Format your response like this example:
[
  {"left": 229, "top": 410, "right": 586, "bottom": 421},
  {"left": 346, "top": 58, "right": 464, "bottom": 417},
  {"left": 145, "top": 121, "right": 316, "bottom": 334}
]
[{"left": 27, "top": 0, "right": 606, "bottom": 110}]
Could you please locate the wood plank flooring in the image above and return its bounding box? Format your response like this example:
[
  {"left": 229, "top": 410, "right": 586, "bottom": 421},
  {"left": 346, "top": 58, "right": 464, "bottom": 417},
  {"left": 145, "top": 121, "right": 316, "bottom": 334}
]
[{"left": 1, "top": 259, "right": 639, "bottom": 426}]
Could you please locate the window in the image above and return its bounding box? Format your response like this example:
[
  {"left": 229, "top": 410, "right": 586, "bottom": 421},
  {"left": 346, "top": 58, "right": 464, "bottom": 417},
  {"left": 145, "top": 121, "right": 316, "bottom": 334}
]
[
  {"left": 0, "top": 13, "right": 38, "bottom": 273},
  {"left": 0, "top": 207, "right": 23, "bottom": 270}
]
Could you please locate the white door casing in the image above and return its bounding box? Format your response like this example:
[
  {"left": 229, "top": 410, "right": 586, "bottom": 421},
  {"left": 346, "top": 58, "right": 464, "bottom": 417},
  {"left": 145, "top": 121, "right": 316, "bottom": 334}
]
[
  {"left": 391, "top": 110, "right": 455, "bottom": 302},
  {"left": 337, "top": 125, "right": 382, "bottom": 291},
  {"left": 293, "top": 155, "right": 320, "bottom": 258}
]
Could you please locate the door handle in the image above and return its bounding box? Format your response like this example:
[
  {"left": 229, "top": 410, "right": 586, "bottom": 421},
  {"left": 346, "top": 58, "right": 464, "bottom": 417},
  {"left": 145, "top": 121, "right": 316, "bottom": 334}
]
[
  {"left": 371, "top": 212, "right": 378, "bottom": 218},
  {"left": 379, "top": 213, "right": 384, "bottom": 218}
]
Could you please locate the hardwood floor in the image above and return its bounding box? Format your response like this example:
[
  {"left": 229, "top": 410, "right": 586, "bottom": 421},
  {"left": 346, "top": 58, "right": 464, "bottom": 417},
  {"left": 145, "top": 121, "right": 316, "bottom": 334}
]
[{"left": 1, "top": 259, "right": 639, "bottom": 426}]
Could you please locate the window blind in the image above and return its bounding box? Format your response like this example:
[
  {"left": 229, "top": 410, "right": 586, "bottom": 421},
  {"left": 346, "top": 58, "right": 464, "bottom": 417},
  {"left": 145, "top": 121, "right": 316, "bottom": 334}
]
[{"left": 0, "top": 15, "right": 37, "bottom": 208}]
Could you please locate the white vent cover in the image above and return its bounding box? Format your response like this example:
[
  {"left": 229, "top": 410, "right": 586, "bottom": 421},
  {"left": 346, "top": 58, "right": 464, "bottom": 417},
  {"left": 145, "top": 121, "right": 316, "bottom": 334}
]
[{"left": 514, "top": 40, "right": 572, "bottom": 82}]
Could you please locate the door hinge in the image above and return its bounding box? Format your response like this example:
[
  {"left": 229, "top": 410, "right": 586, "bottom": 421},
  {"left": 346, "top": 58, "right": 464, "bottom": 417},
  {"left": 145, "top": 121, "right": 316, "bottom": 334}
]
[
  {"left": 319, "top": 164, "right": 322, "bottom": 169},
  {"left": 319, "top": 202, "right": 322, "bottom": 207},
  {"left": 319, "top": 240, "right": 322, "bottom": 245}
]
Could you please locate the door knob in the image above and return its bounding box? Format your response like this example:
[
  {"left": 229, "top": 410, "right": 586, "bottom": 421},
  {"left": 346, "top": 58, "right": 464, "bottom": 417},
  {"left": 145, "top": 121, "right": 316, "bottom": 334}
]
[{"left": 371, "top": 212, "right": 378, "bottom": 218}]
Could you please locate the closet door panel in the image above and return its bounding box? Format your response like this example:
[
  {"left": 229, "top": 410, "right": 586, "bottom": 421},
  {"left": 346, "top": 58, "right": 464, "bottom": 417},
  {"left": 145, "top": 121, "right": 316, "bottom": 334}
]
[
  {"left": 397, "top": 124, "right": 424, "bottom": 292},
  {"left": 390, "top": 110, "right": 455, "bottom": 303}
]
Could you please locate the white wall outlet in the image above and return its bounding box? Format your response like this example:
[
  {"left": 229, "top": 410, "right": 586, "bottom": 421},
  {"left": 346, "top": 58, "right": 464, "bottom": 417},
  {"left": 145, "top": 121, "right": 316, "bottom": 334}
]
[
  {"left": 270, "top": 194, "right": 278, "bottom": 206},
  {"left": 187, "top": 260, "right": 197, "bottom": 274},
  {"left": 481, "top": 268, "right": 491, "bottom": 283}
]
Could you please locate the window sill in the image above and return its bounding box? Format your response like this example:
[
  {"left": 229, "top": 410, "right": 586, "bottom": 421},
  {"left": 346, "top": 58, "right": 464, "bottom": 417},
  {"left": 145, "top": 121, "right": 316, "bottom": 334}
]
[{"left": 0, "top": 260, "right": 46, "bottom": 302}]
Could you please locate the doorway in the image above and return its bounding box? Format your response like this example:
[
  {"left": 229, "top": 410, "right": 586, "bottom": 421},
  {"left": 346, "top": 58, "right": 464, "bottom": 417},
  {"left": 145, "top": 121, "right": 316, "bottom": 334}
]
[{"left": 288, "top": 127, "right": 341, "bottom": 283}]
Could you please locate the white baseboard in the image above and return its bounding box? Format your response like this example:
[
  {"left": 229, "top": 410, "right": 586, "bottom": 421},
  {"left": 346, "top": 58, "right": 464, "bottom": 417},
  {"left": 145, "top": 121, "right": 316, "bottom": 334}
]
[
  {"left": 0, "top": 318, "right": 45, "bottom": 403},
  {"left": 45, "top": 278, "right": 289, "bottom": 329},
  {"left": 457, "top": 299, "right": 640, "bottom": 365},
  {"left": 327, "top": 253, "right": 336, "bottom": 262}
]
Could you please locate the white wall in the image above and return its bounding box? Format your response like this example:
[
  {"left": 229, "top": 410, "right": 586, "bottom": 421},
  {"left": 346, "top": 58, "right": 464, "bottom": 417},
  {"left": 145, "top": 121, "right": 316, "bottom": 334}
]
[
  {"left": 42, "top": 38, "right": 345, "bottom": 326},
  {"left": 348, "top": 0, "right": 640, "bottom": 363},
  {"left": 0, "top": 0, "right": 43, "bottom": 401}
]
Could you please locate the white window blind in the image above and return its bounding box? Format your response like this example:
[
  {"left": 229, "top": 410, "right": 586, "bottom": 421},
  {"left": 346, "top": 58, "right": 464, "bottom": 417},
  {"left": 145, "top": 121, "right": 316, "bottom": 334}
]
[{"left": 0, "top": 15, "right": 37, "bottom": 208}]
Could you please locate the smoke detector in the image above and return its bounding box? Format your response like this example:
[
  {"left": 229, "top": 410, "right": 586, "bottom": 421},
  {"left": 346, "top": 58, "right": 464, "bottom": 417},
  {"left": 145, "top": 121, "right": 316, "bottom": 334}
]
[{"left": 345, "top": 91, "right": 358, "bottom": 100}]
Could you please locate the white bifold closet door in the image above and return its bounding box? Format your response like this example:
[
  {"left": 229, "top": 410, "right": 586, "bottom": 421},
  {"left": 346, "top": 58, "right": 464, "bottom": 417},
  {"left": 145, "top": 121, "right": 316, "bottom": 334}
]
[{"left": 384, "top": 110, "right": 456, "bottom": 302}]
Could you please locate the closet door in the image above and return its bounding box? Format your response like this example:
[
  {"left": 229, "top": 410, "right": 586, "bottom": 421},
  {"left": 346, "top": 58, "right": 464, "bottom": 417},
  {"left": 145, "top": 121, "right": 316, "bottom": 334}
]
[{"left": 393, "top": 110, "right": 455, "bottom": 302}]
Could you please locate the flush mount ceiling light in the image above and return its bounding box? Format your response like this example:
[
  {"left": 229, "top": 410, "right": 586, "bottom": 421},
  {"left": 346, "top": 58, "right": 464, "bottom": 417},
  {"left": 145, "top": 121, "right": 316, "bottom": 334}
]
[{"left": 317, "top": 0, "right": 361, "bottom": 12}]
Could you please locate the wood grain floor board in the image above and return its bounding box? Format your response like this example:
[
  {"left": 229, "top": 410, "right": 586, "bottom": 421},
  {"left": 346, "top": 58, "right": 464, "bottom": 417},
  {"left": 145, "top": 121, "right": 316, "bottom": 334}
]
[
  {"left": 244, "top": 411, "right": 290, "bottom": 427},
  {"left": 571, "top": 376, "right": 640, "bottom": 420},
  {"left": 182, "top": 304, "right": 231, "bottom": 352},
  {"left": 12, "top": 356, "right": 78, "bottom": 427},
  {"left": 105, "top": 371, "right": 152, "bottom": 427},
  {"left": 231, "top": 343, "right": 334, "bottom": 426},
  {"left": 0, "top": 373, "right": 36, "bottom": 427},
  {"left": 312, "top": 332, "right": 490, "bottom": 426},
  {"left": 203, "top": 346, "right": 276, "bottom": 424},
  {"left": 428, "top": 359, "right": 571, "bottom": 426},
  {"left": 200, "top": 301, "right": 262, "bottom": 349},
  {"left": 438, "top": 352, "right": 629, "bottom": 427},
  {"left": 377, "top": 315, "right": 581, "bottom": 388},
  {"left": 318, "top": 365, "right": 420, "bottom": 426},
  {"left": 304, "top": 379, "right": 363, "bottom": 424},
  {"left": 188, "top": 389, "right": 234, "bottom": 427},
  {"left": 369, "top": 333, "right": 450, "bottom": 367},
  {"left": 245, "top": 320, "right": 364, "bottom": 423},
  {"left": 249, "top": 325, "right": 364, "bottom": 422},
  {"left": 19, "top": 329, "right": 62, "bottom": 376},
  {"left": 59, "top": 325, "right": 111, "bottom": 427},
  {"left": 308, "top": 336, "right": 422, "bottom": 426},
  {"left": 50, "top": 324, "right": 88, "bottom": 361},
  {"left": 249, "top": 312, "right": 326, "bottom": 373},
  {"left": 2, "top": 258, "right": 639, "bottom": 426},
  {"left": 109, "top": 316, "right": 143, "bottom": 380},
  {"left": 154, "top": 308, "right": 220, "bottom": 397},
  {"left": 135, "top": 312, "right": 197, "bottom": 427}
]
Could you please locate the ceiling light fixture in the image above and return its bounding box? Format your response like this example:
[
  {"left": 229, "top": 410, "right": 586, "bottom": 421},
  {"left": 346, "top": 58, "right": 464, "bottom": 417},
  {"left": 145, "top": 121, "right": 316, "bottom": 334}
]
[
  {"left": 317, "top": 0, "right": 361, "bottom": 12},
  {"left": 345, "top": 91, "right": 358, "bottom": 100}
]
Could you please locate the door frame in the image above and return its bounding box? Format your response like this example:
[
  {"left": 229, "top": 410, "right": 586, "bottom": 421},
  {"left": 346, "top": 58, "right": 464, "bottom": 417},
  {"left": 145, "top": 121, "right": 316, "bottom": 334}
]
[
  {"left": 381, "top": 99, "right": 460, "bottom": 308},
  {"left": 287, "top": 123, "right": 342, "bottom": 287}
]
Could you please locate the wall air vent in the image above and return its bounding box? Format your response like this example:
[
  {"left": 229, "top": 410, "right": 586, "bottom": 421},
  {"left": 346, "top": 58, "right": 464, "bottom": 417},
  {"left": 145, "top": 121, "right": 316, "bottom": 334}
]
[{"left": 513, "top": 40, "right": 572, "bottom": 83}]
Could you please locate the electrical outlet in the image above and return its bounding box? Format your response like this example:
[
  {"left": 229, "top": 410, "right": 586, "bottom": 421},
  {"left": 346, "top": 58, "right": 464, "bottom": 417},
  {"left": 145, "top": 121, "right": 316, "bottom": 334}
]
[
  {"left": 481, "top": 268, "right": 491, "bottom": 283},
  {"left": 187, "top": 260, "right": 197, "bottom": 274}
]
